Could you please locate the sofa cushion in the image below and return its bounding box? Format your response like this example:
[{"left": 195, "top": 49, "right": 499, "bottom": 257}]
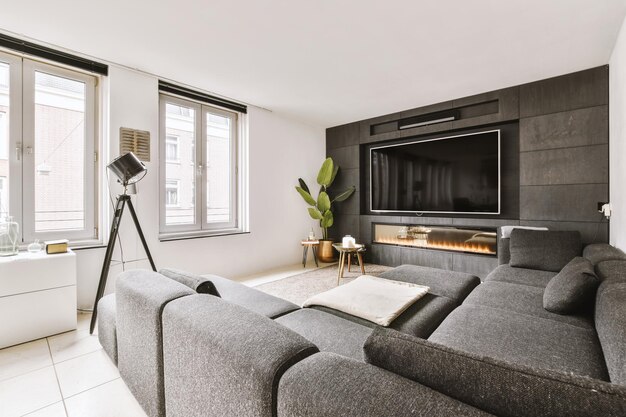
[
  {"left": 509, "top": 229, "right": 581, "bottom": 272},
  {"left": 485, "top": 264, "right": 556, "bottom": 288},
  {"left": 365, "top": 328, "right": 626, "bottom": 417},
  {"left": 463, "top": 281, "right": 593, "bottom": 329},
  {"left": 159, "top": 268, "right": 220, "bottom": 295},
  {"left": 279, "top": 352, "right": 493, "bottom": 417},
  {"left": 276, "top": 309, "right": 373, "bottom": 361},
  {"left": 428, "top": 304, "right": 609, "bottom": 380},
  {"left": 312, "top": 290, "right": 458, "bottom": 339},
  {"left": 378, "top": 264, "right": 480, "bottom": 302},
  {"left": 596, "top": 282, "right": 626, "bottom": 385},
  {"left": 583, "top": 243, "right": 626, "bottom": 265},
  {"left": 543, "top": 257, "right": 599, "bottom": 314}
]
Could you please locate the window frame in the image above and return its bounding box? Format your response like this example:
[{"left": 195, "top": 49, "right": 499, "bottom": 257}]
[
  {"left": 0, "top": 51, "right": 22, "bottom": 232},
  {"left": 159, "top": 92, "right": 245, "bottom": 240},
  {"left": 0, "top": 49, "right": 100, "bottom": 246}
]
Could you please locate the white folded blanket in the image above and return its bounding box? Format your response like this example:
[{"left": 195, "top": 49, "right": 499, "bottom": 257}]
[{"left": 302, "top": 275, "right": 429, "bottom": 326}]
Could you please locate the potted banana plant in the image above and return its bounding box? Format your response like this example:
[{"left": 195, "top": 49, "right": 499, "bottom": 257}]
[{"left": 296, "top": 157, "right": 355, "bottom": 262}]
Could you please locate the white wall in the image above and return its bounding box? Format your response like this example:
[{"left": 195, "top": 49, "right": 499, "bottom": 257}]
[
  {"left": 76, "top": 65, "right": 325, "bottom": 309},
  {"left": 610, "top": 16, "right": 626, "bottom": 251}
]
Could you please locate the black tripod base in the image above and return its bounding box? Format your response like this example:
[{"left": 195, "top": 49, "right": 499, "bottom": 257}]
[{"left": 89, "top": 194, "right": 156, "bottom": 334}]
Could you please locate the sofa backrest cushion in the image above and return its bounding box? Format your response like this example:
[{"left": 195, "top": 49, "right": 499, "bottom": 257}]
[
  {"left": 583, "top": 243, "right": 626, "bottom": 266},
  {"left": 543, "top": 257, "right": 599, "bottom": 314},
  {"left": 594, "top": 259, "right": 626, "bottom": 385},
  {"left": 364, "top": 328, "right": 626, "bottom": 417},
  {"left": 509, "top": 229, "right": 581, "bottom": 272},
  {"left": 159, "top": 268, "right": 220, "bottom": 296}
]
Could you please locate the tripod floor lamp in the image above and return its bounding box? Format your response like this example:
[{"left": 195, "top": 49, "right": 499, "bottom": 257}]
[{"left": 89, "top": 152, "right": 156, "bottom": 334}]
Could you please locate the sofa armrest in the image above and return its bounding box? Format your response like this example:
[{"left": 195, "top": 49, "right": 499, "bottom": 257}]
[
  {"left": 277, "top": 352, "right": 491, "bottom": 417},
  {"left": 162, "top": 294, "right": 318, "bottom": 417},
  {"left": 116, "top": 270, "right": 195, "bottom": 417}
]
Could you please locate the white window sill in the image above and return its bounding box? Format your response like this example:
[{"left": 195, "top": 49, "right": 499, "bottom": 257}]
[
  {"left": 159, "top": 229, "right": 249, "bottom": 242},
  {"left": 18, "top": 238, "right": 104, "bottom": 252}
]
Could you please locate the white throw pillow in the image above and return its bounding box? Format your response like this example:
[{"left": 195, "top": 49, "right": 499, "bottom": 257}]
[{"left": 303, "top": 275, "right": 429, "bottom": 326}]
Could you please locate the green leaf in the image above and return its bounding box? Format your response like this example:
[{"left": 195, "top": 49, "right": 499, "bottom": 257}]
[
  {"left": 298, "top": 178, "right": 310, "bottom": 194},
  {"left": 296, "top": 187, "right": 316, "bottom": 206},
  {"left": 316, "top": 158, "right": 334, "bottom": 186},
  {"left": 317, "top": 191, "right": 331, "bottom": 213},
  {"left": 327, "top": 165, "right": 340, "bottom": 187},
  {"left": 321, "top": 210, "right": 334, "bottom": 228},
  {"left": 307, "top": 207, "right": 323, "bottom": 220},
  {"left": 332, "top": 186, "right": 356, "bottom": 202}
]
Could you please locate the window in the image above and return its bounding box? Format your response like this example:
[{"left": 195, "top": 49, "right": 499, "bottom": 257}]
[
  {"left": 165, "top": 135, "right": 179, "bottom": 161},
  {"left": 0, "top": 50, "right": 99, "bottom": 244},
  {"left": 159, "top": 93, "right": 246, "bottom": 238}
]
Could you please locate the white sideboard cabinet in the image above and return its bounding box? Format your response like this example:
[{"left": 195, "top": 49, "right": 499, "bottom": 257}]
[{"left": 0, "top": 250, "right": 77, "bottom": 348}]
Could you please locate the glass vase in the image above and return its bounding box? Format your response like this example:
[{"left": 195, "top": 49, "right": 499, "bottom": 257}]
[{"left": 0, "top": 216, "right": 19, "bottom": 256}]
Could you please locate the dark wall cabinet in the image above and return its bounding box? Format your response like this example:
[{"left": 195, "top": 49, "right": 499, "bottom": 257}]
[{"left": 326, "top": 66, "right": 609, "bottom": 278}]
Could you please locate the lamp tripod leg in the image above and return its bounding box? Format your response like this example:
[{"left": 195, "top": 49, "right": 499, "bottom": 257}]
[{"left": 89, "top": 195, "right": 127, "bottom": 334}]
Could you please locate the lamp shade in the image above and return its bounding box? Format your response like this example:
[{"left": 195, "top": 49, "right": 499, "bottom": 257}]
[{"left": 107, "top": 152, "right": 146, "bottom": 186}]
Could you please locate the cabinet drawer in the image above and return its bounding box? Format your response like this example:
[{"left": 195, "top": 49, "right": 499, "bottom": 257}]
[
  {"left": 0, "top": 285, "right": 77, "bottom": 348},
  {"left": 0, "top": 251, "right": 76, "bottom": 297}
]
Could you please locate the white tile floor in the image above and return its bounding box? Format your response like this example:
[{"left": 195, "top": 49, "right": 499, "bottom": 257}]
[
  {"left": 0, "top": 312, "right": 147, "bottom": 417},
  {"left": 0, "top": 263, "right": 323, "bottom": 417}
]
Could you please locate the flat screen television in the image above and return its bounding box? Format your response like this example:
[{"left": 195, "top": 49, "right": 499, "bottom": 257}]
[{"left": 370, "top": 129, "right": 500, "bottom": 214}]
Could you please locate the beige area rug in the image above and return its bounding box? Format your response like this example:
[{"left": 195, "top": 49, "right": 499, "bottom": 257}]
[{"left": 255, "top": 263, "right": 393, "bottom": 306}]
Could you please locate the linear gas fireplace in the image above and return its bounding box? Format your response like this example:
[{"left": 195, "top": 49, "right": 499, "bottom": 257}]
[{"left": 373, "top": 223, "right": 497, "bottom": 256}]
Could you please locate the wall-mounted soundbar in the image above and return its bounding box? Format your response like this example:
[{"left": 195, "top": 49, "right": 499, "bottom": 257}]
[{"left": 369, "top": 99, "right": 500, "bottom": 136}]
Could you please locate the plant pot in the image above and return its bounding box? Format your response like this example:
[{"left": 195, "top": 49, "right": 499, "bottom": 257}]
[{"left": 318, "top": 239, "right": 335, "bottom": 262}]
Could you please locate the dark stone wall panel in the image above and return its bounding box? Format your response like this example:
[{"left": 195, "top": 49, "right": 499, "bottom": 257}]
[
  {"left": 519, "top": 66, "right": 608, "bottom": 118},
  {"left": 520, "top": 184, "right": 608, "bottom": 222},
  {"left": 520, "top": 106, "right": 608, "bottom": 152},
  {"left": 520, "top": 145, "right": 608, "bottom": 185},
  {"left": 327, "top": 145, "right": 359, "bottom": 170},
  {"left": 326, "top": 122, "right": 360, "bottom": 150},
  {"left": 401, "top": 247, "right": 454, "bottom": 270}
]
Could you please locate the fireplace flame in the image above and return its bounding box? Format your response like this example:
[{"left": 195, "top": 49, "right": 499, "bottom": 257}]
[{"left": 374, "top": 236, "right": 495, "bottom": 255}]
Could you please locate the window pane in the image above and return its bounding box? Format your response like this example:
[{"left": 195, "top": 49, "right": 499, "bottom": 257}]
[
  {"left": 165, "top": 103, "right": 195, "bottom": 225},
  {"left": 0, "top": 62, "right": 9, "bottom": 219},
  {"left": 206, "top": 111, "right": 231, "bottom": 223},
  {"left": 34, "top": 71, "right": 86, "bottom": 232}
]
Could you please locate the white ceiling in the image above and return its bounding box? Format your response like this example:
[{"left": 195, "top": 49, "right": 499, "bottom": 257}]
[{"left": 1, "top": 1, "right": 625, "bottom": 127}]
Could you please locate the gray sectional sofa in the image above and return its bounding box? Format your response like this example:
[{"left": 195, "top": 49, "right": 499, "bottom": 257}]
[{"left": 97, "top": 233, "right": 626, "bottom": 417}]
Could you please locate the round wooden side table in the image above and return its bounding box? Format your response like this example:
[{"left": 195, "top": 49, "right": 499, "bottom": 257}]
[
  {"left": 332, "top": 243, "right": 366, "bottom": 284},
  {"left": 301, "top": 240, "right": 320, "bottom": 268}
]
